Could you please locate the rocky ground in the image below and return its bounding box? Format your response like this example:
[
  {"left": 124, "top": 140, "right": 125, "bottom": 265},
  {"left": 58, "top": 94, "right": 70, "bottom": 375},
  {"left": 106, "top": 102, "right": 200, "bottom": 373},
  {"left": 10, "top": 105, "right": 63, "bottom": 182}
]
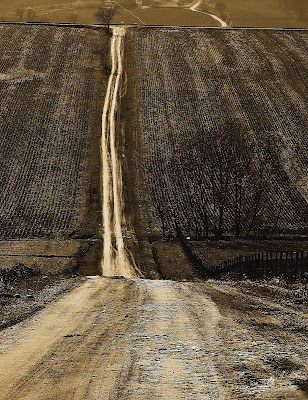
[
  {"left": 0, "top": 267, "right": 82, "bottom": 331},
  {"left": 0, "top": 276, "right": 307, "bottom": 399}
]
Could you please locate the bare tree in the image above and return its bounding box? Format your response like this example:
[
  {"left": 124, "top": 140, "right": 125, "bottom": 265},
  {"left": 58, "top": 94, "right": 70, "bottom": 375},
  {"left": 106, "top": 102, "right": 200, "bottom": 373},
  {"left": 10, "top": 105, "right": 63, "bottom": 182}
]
[
  {"left": 96, "top": 7, "right": 117, "bottom": 30},
  {"left": 72, "top": 10, "right": 78, "bottom": 24},
  {"left": 25, "top": 7, "right": 36, "bottom": 22},
  {"left": 231, "top": 135, "right": 255, "bottom": 238},
  {"left": 244, "top": 164, "right": 266, "bottom": 238},
  {"left": 202, "top": 123, "right": 266, "bottom": 239},
  {"left": 197, "top": 170, "right": 209, "bottom": 239},
  {"left": 207, "top": 129, "right": 234, "bottom": 239},
  {"left": 16, "top": 8, "right": 24, "bottom": 21}
]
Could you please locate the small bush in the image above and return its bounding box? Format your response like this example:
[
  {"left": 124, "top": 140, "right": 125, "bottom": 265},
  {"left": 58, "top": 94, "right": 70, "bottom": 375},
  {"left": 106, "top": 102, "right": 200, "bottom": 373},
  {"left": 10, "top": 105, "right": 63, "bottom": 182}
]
[{"left": 0, "top": 264, "right": 39, "bottom": 284}]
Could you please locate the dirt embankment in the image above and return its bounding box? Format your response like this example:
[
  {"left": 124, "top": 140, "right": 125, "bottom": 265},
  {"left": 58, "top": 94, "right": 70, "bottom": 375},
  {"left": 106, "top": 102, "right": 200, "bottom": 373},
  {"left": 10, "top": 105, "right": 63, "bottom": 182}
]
[
  {"left": 0, "top": 277, "right": 307, "bottom": 400},
  {"left": 0, "top": 272, "right": 81, "bottom": 331}
]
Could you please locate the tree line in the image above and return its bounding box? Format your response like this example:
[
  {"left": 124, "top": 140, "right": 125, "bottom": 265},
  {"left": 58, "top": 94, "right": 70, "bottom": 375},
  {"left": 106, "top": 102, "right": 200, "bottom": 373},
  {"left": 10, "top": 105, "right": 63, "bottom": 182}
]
[{"left": 153, "top": 126, "right": 305, "bottom": 240}]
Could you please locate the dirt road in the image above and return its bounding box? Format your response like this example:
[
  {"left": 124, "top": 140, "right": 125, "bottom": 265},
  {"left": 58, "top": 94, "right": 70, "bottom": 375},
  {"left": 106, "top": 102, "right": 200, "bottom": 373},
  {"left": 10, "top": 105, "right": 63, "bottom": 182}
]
[
  {"left": 0, "top": 277, "right": 307, "bottom": 399},
  {"left": 189, "top": 0, "right": 227, "bottom": 27},
  {"left": 100, "top": 27, "right": 141, "bottom": 278}
]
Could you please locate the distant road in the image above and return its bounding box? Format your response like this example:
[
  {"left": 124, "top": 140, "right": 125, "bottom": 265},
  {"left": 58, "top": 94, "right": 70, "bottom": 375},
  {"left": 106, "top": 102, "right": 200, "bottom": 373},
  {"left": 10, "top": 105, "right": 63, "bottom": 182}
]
[
  {"left": 0, "top": 276, "right": 307, "bottom": 399},
  {"left": 189, "top": 0, "right": 227, "bottom": 27}
]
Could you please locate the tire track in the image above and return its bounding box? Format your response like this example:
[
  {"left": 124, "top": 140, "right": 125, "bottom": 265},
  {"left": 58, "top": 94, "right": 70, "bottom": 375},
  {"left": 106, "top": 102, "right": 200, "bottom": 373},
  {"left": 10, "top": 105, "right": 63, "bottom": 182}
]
[{"left": 100, "top": 27, "right": 142, "bottom": 277}]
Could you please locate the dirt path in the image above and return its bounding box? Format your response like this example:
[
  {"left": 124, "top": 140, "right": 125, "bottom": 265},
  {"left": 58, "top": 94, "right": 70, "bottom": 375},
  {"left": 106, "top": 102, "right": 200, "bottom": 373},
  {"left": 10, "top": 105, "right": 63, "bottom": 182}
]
[
  {"left": 189, "top": 0, "right": 227, "bottom": 27},
  {"left": 0, "top": 277, "right": 307, "bottom": 399},
  {"left": 100, "top": 27, "right": 141, "bottom": 278}
]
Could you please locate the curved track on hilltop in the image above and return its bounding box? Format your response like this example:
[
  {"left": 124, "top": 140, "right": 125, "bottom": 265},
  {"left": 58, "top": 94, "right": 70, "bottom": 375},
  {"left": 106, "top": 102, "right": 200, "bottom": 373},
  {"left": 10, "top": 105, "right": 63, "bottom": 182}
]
[{"left": 189, "top": 0, "right": 227, "bottom": 27}]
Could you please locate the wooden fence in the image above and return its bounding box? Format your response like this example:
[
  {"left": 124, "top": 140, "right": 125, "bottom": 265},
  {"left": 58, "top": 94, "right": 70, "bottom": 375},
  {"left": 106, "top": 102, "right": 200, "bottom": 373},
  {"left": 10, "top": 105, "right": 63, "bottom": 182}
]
[
  {"left": 212, "top": 251, "right": 308, "bottom": 282},
  {"left": 176, "top": 226, "right": 308, "bottom": 282}
]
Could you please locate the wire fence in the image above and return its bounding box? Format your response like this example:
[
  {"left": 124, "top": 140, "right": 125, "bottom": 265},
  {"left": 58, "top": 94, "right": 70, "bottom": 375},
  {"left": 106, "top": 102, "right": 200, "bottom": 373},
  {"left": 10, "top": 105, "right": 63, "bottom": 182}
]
[{"left": 176, "top": 226, "right": 308, "bottom": 282}]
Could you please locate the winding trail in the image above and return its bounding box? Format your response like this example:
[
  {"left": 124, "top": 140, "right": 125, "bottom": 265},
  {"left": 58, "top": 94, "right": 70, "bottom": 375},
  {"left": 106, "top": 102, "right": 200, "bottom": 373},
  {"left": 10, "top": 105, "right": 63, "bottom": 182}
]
[
  {"left": 189, "top": 0, "right": 227, "bottom": 27},
  {"left": 100, "top": 27, "right": 141, "bottom": 277},
  {"left": 114, "top": 1, "right": 146, "bottom": 25}
]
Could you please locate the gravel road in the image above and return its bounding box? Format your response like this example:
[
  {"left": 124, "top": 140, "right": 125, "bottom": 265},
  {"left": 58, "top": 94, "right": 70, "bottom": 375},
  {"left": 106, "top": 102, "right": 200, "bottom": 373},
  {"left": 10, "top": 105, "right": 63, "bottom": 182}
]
[{"left": 0, "top": 276, "right": 307, "bottom": 399}]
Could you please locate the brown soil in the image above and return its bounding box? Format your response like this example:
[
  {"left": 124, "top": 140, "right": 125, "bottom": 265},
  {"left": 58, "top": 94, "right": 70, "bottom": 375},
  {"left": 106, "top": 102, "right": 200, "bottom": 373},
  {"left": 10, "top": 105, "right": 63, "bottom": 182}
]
[
  {"left": 0, "top": 277, "right": 307, "bottom": 399},
  {"left": 152, "top": 239, "right": 201, "bottom": 281},
  {"left": 0, "top": 274, "right": 81, "bottom": 330},
  {"left": 191, "top": 239, "right": 308, "bottom": 265},
  {"left": 121, "top": 29, "right": 159, "bottom": 279}
]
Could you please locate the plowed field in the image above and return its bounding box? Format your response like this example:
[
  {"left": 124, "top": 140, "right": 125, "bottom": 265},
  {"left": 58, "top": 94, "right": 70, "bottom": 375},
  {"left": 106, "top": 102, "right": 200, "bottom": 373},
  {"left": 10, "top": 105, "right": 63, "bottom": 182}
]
[
  {"left": 131, "top": 28, "right": 308, "bottom": 240},
  {"left": 0, "top": 24, "right": 107, "bottom": 239}
]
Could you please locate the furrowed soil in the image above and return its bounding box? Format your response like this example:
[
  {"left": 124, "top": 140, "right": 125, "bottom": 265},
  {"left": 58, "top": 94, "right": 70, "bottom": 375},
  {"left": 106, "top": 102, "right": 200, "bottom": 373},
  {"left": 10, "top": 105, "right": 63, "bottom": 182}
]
[
  {"left": 1, "top": 24, "right": 308, "bottom": 400},
  {"left": 0, "top": 276, "right": 307, "bottom": 399},
  {"left": 0, "top": 24, "right": 108, "bottom": 329},
  {"left": 0, "top": 24, "right": 107, "bottom": 240},
  {"left": 129, "top": 27, "right": 308, "bottom": 241},
  {"left": 123, "top": 27, "right": 308, "bottom": 278},
  {"left": 0, "top": 24, "right": 109, "bottom": 279}
]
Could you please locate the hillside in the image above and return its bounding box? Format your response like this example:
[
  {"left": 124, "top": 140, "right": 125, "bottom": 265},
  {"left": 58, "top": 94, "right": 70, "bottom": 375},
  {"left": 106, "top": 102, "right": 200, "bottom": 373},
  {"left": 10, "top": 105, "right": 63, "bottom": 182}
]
[
  {"left": 0, "top": 24, "right": 307, "bottom": 400},
  {"left": 127, "top": 28, "right": 308, "bottom": 242},
  {"left": 0, "top": 24, "right": 110, "bottom": 278},
  {"left": 0, "top": 0, "right": 307, "bottom": 28},
  {"left": 0, "top": 24, "right": 107, "bottom": 239},
  {"left": 199, "top": 0, "right": 307, "bottom": 28}
]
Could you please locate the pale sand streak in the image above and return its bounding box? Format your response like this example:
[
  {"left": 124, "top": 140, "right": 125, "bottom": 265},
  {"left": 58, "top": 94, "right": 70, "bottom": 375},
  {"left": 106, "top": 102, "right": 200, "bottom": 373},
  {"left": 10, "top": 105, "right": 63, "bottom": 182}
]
[
  {"left": 100, "top": 31, "right": 116, "bottom": 276},
  {"left": 101, "top": 27, "right": 140, "bottom": 277}
]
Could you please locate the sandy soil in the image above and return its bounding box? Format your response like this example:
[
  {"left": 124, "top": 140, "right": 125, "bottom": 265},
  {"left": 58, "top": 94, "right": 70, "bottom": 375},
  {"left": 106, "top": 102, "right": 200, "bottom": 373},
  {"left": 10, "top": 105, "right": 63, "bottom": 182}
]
[
  {"left": 0, "top": 274, "right": 81, "bottom": 330},
  {"left": 0, "top": 276, "right": 307, "bottom": 399},
  {"left": 100, "top": 27, "right": 141, "bottom": 278}
]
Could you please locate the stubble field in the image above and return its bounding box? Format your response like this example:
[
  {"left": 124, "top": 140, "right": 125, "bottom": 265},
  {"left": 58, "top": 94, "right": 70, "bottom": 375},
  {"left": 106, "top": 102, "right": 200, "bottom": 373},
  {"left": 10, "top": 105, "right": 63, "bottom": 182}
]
[
  {"left": 0, "top": 24, "right": 107, "bottom": 239},
  {"left": 131, "top": 28, "right": 308, "bottom": 241},
  {"left": 0, "top": 23, "right": 109, "bottom": 328}
]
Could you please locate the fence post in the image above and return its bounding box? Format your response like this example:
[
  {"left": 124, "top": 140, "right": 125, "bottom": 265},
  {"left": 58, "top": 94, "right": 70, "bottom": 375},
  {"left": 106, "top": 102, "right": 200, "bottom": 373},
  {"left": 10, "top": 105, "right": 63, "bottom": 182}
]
[
  {"left": 300, "top": 251, "right": 304, "bottom": 282},
  {"left": 290, "top": 252, "right": 294, "bottom": 282},
  {"left": 285, "top": 251, "right": 288, "bottom": 281},
  {"left": 265, "top": 253, "right": 269, "bottom": 279},
  {"left": 239, "top": 255, "right": 242, "bottom": 278},
  {"left": 244, "top": 255, "right": 247, "bottom": 278},
  {"left": 295, "top": 251, "right": 299, "bottom": 282}
]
